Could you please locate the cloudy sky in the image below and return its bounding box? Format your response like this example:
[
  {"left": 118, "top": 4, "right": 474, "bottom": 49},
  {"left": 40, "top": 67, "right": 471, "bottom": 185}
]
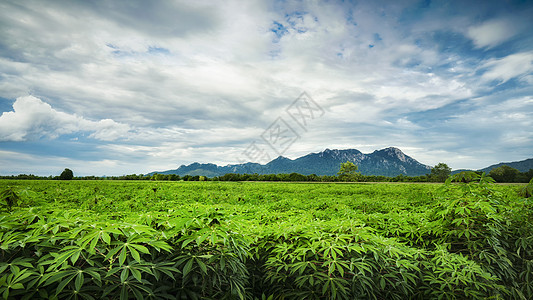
[{"left": 1, "top": 0, "right": 532, "bottom": 176}]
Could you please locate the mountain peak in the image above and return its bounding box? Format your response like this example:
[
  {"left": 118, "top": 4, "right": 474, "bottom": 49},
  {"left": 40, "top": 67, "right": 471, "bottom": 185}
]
[
  {"left": 372, "top": 147, "right": 409, "bottom": 162},
  {"left": 383, "top": 146, "right": 402, "bottom": 152},
  {"left": 318, "top": 148, "right": 362, "bottom": 158},
  {"left": 272, "top": 155, "right": 290, "bottom": 161}
]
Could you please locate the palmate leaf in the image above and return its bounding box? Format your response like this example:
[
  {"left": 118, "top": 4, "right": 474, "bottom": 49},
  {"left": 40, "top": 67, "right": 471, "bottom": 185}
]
[
  {"left": 0, "top": 231, "right": 24, "bottom": 250},
  {"left": 0, "top": 267, "right": 34, "bottom": 299},
  {"left": 44, "top": 266, "right": 103, "bottom": 295},
  {"left": 106, "top": 260, "right": 154, "bottom": 287},
  {"left": 45, "top": 246, "right": 85, "bottom": 269},
  {"left": 103, "top": 279, "right": 153, "bottom": 300},
  {"left": 0, "top": 257, "right": 35, "bottom": 274},
  {"left": 105, "top": 234, "right": 153, "bottom": 266},
  {"left": 76, "top": 226, "right": 123, "bottom": 254},
  {"left": 150, "top": 261, "right": 180, "bottom": 281},
  {"left": 147, "top": 240, "right": 172, "bottom": 253}
]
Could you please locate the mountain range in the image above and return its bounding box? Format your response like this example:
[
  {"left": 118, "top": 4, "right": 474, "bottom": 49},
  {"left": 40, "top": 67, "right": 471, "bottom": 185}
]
[
  {"left": 152, "top": 147, "right": 533, "bottom": 178},
  {"left": 479, "top": 158, "right": 533, "bottom": 173},
  {"left": 152, "top": 147, "right": 432, "bottom": 177}
]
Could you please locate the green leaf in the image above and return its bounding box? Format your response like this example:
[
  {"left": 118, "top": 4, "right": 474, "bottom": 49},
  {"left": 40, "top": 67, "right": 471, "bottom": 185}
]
[
  {"left": 56, "top": 274, "right": 76, "bottom": 295},
  {"left": 10, "top": 283, "right": 24, "bottom": 290},
  {"left": 147, "top": 240, "right": 172, "bottom": 252},
  {"left": 380, "top": 277, "right": 386, "bottom": 289},
  {"left": 119, "top": 248, "right": 127, "bottom": 266},
  {"left": 131, "top": 268, "right": 142, "bottom": 283},
  {"left": 182, "top": 259, "right": 194, "bottom": 277},
  {"left": 130, "top": 244, "right": 150, "bottom": 255},
  {"left": 75, "top": 272, "right": 84, "bottom": 291},
  {"left": 131, "top": 286, "right": 144, "bottom": 300},
  {"left": 196, "top": 259, "right": 207, "bottom": 274},
  {"left": 120, "top": 268, "right": 129, "bottom": 283},
  {"left": 105, "top": 246, "right": 122, "bottom": 260},
  {"left": 70, "top": 249, "right": 81, "bottom": 265},
  {"left": 45, "top": 271, "right": 70, "bottom": 286},
  {"left": 102, "top": 232, "right": 111, "bottom": 245},
  {"left": 89, "top": 234, "right": 99, "bottom": 252},
  {"left": 120, "top": 285, "right": 128, "bottom": 300},
  {"left": 129, "top": 247, "right": 141, "bottom": 263}
]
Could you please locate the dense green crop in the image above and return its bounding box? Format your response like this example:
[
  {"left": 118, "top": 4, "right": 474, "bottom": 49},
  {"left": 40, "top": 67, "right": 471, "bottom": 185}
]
[{"left": 0, "top": 179, "right": 531, "bottom": 299}]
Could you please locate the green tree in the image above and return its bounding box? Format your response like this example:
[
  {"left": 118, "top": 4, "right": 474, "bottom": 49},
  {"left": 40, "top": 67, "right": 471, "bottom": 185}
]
[
  {"left": 430, "top": 163, "right": 451, "bottom": 182},
  {"left": 59, "top": 168, "right": 74, "bottom": 180},
  {"left": 489, "top": 165, "right": 520, "bottom": 182},
  {"left": 337, "top": 161, "right": 359, "bottom": 181}
]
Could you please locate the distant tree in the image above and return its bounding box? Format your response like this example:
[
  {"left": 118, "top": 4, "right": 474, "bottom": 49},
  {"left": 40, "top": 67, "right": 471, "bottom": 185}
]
[
  {"left": 288, "top": 173, "right": 307, "bottom": 181},
  {"left": 151, "top": 173, "right": 165, "bottom": 181},
  {"left": 337, "top": 161, "right": 359, "bottom": 181},
  {"left": 430, "top": 163, "right": 451, "bottom": 182},
  {"left": 489, "top": 165, "right": 520, "bottom": 183},
  {"left": 517, "top": 169, "right": 533, "bottom": 183},
  {"left": 59, "top": 168, "right": 74, "bottom": 180},
  {"left": 307, "top": 174, "right": 319, "bottom": 182}
]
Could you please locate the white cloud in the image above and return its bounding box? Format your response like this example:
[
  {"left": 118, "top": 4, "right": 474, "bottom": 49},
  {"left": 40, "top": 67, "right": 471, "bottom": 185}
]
[
  {"left": 0, "top": 95, "right": 130, "bottom": 141},
  {"left": 481, "top": 51, "right": 533, "bottom": 83},
  {"left": 467, "top": 18, "right": 522, "bottom": 48}
]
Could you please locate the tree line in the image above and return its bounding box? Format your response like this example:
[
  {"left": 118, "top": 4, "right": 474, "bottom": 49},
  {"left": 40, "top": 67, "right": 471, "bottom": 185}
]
[{"left": 1, "top": 164, "right": 532, "bottom": 183}]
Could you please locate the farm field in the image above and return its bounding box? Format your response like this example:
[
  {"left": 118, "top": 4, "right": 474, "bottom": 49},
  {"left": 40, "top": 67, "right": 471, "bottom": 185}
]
[{"left": 0, "top": 179, "right": 532, "bottom": 299}]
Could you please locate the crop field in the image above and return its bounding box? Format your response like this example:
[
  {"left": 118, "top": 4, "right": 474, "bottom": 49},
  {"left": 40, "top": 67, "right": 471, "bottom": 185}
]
[{"left": 0, "top": 178, "right": 532, "bottom": 299}]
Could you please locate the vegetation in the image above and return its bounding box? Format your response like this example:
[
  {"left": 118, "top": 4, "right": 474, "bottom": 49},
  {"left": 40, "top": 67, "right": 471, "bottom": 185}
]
[
  {"left": 59, "top": 168, "right": 74, "bottom": 180},
  {"left": 0, "top": 176, "right": 531, "bottom": 299},
  {"left": 429, "top": 163, "right": 451, "bottom": 182},
  {"left": 490, "top": 165, "right": 522, "bottom": 183},
  {"left": 1, "top": 163, "right": 532, "bottom": 183},
  {"left": 337, "top": 161, "right": 359, "bottom": 181}
]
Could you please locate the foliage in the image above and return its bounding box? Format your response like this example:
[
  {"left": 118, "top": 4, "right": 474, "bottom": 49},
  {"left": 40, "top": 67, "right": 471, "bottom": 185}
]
[
  {"left": 0, "top": 180, "right": 531, "bottom": 299},
  {"left": 430, "top": 163, "right": 451, "bottom": 182},
  {"left": 337, "top": 161, "right": 359, "bottom": 182},
  {"left": 519, "top": 177, "right": 533, "bottom": 198},
  {"left": 59, "top": 169, "right": 74, "bottom": 180},
  {"left": 489, "top": 165, "right": 521, "bottom": 183},
  {"left": 0, "top": 188, "right": 20, "bottom": 212}
]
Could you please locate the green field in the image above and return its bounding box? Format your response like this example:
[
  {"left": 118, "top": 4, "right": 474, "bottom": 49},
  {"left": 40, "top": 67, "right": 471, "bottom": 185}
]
[{"left": 0, "top": 179, "right": 532, "bottom": 299}]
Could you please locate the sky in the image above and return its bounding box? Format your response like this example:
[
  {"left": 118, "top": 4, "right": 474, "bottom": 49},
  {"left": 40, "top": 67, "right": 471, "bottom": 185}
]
[{"left": 0, "top": 0, "right": 532, "bottom": 176}]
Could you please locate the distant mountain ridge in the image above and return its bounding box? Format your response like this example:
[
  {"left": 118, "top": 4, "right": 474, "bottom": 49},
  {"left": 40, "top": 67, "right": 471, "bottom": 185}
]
[
  {"left": 451, "top": 158, "right": 533, "bottom": 175},
  {"left": 479, "top": 158, "right": 533, "bottom": 173},
  {"left": 152, "top": 147, "right": 432, "bottom": 177}
]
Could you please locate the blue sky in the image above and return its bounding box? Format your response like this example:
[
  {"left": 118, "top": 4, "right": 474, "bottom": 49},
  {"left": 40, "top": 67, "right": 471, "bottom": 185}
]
[{"left": 0, "top": 0, "right": 532, "bottom": 176}]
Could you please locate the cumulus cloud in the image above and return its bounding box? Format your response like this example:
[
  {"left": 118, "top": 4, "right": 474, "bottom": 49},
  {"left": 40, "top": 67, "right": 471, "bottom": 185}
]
[{"left": 0, "top": 96, "right": 130, "bottom": 141}]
